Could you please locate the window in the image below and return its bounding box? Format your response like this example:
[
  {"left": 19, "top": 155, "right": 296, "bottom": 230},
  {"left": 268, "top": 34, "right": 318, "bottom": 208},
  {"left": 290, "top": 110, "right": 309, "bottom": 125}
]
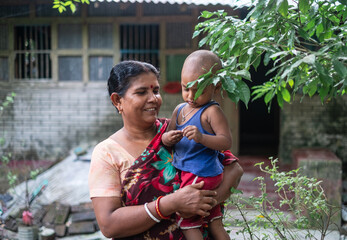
[
  {"left": 0, "top": 57, "right": 8, "bottom": 81},
  {"left": 166, "top": 55, "right": 187, "bottom": 82},
  {"left": 89, "top": 56, "right": 113, "bottom": 81},
  {"left": 89, "top": 24, "right": 113, "bottom": 49},
  {"left": 58, "top": 24, "right": 82, "bottom": 49},
  {"left": 166, "top": 22, "right": 192, "bottom": 49},
  {"left": 14, "top": 25, "right": 51, "bottom": 79},
  {"left": 120, "top": 24, "right": 159, "bottom": 67},
  {"left": 58, "top": 57, "right": 82, "bottom": 81}
]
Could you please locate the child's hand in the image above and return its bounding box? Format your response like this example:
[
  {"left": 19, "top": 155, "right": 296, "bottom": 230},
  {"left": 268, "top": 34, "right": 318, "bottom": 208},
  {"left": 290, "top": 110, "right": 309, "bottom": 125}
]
[
  {"left": 163, "top": 130, "right": 183, "bottom": 146},
  {"left": 182, "top": 125, "right": 202, "bottom": 143}
]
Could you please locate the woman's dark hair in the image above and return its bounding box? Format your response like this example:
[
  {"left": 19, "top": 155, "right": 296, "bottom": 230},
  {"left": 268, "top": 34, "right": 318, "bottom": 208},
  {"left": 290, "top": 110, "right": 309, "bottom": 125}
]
[{"left": 107, "top": 60, "right": 159, "bottom": 97}]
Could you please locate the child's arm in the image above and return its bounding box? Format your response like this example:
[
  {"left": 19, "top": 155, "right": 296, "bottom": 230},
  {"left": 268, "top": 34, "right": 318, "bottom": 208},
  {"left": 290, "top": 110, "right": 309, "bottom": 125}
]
[
  {"left": 162, "top": 104, "right": 183, "bottom": 147},
  {"left": 182, "top": 105, "right": 232, "bottom": 151}
]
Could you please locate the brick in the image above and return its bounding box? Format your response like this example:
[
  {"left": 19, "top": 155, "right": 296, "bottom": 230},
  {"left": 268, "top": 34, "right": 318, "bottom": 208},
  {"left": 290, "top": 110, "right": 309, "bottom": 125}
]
[
  {"left": 70, "top": 202, "right": 93, "bottom": 213},
  {"left": 55, "top": 224, "right": 67, "bottom": 237},
  {"left": 54, "top": 204, "right": 70, "bottom": 225},
  {"left": 68, "top": 221, "right": 95, "bottom": 235},
  {"left": 70, "top": 211, "right": 96, "bottom": 222},
  {"left": 42, "top": 204, "right": 56, "bottom": 225}
]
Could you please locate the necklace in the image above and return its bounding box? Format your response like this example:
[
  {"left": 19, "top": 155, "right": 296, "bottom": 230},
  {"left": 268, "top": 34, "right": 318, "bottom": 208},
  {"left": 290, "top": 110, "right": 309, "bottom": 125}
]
[{"left": 181, "top": 106, "right": 195, "bottom": 122}]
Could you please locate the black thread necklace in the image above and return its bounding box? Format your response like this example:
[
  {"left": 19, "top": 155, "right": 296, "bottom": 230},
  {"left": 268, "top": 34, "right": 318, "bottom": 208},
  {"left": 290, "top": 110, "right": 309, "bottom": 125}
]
[{"left": 181, "top": 106, "right": 195, "bottom": 122}]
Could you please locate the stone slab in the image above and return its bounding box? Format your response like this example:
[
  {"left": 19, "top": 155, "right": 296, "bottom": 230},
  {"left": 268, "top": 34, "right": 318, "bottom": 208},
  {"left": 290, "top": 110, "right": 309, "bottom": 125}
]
[
  {"left": 55, "top": 224, "right": 67, "bottom": 237},
  {"left": 68, "top": 221, "right": 95, "bottom": 235},
  {"left": 70, "top": 211, "right": 95, "bottom": 222}
]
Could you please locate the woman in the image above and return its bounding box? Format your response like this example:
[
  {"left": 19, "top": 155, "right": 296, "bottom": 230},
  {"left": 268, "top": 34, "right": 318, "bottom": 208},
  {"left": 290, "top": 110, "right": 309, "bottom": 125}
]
[{"left": 88, "top": 60, "right": 243, "bottom": 239}]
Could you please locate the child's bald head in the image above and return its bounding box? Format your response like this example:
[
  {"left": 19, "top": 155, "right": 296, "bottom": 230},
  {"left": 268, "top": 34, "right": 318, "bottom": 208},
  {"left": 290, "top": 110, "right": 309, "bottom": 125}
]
[{"left": 182, "top": 50, "right": 222, "bottom": 78}]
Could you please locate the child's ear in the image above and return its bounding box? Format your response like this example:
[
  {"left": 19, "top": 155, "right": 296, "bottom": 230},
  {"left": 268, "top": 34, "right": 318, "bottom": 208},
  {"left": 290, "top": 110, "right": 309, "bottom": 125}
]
[{"left": 215, "top": 82, "right": 222, "bottom": 92}]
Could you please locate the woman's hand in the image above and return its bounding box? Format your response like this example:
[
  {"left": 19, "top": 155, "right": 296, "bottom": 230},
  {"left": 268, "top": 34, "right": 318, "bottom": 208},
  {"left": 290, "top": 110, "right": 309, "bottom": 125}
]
[{"left": 173, "top": 181, "right": 217, "bottom": 218}]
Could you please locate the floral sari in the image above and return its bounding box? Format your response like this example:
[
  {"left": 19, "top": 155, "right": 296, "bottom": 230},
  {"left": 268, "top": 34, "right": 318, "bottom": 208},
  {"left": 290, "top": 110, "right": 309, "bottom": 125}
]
[{"left": 118, "top": 118, "right": 237, "bottom": 240}]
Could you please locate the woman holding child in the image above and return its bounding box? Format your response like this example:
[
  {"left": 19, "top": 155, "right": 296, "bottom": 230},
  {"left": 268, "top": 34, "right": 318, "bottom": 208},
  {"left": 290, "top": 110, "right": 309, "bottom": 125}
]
[{"left": 88, "top": 52, "right": 243, "bottom": 239}]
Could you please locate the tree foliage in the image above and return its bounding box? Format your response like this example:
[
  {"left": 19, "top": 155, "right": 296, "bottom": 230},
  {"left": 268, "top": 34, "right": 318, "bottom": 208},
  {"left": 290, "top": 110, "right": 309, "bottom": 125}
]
[
  {"left": 53, "top": 0, "right": 89, "bottom": 13},
  {"left": 194, "top": 0, "right": 347, "bottom": 108}
]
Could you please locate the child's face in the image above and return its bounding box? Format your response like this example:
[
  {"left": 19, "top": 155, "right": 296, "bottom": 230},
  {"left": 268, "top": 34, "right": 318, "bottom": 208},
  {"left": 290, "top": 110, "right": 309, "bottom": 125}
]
[{"left": 181, "top": 67, "right": 215, "bottom": 108}]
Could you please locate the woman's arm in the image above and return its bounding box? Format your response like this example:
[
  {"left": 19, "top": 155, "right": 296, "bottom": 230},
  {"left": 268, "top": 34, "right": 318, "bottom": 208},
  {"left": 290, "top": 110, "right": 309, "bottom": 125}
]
[{"left": 92, "top": 181, "right": 217, "bottom": 238}]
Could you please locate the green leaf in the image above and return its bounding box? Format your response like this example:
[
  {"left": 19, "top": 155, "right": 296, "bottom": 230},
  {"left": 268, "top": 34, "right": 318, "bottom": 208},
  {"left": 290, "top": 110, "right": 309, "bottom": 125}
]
[
  {"left": 308, "top": 82, "right": 318, "bottom": 97},
  {"left": 302, "top": 54, "right": 315, "bottom": 65},
  {"left": 70, "top": 3, "right": 76, "bottom": 13},
  {"left": 299, "top": 0, "right": 310, "bottom": 14},
  {"left": 277, "top": 91, "right": 284, "bottom": 108},
  {"left": 264, "top": 91, "right": 273, "bottom": 104},
  {"left": 278, "top": 0, "right": 288, "bottom": 17},
  {"left": 319, "top": 86, "right": 329, "bottom": 102},
  {"left": 235, "top": 80, "right": 250, "bottom": 107},
  {"left": 192, "top": 29, "right": 203, "bottom": 39},
  {"left": 282, "top": 88, "right": 291, "bottom": 102},
  {"left": 221, "top": 76, "right": 236, "bottom": 93},
  {"left": 333, "top": 59, "right": 347, "bottom": 78},
  {"left": 233, "top": 70, "right": 251, "bottom": 80},
  {"left": 200, "top": 11, "right": 214, "bottom": 19},
  {"left": 288, "top": 79, "right": 294, "bottom": 88}
]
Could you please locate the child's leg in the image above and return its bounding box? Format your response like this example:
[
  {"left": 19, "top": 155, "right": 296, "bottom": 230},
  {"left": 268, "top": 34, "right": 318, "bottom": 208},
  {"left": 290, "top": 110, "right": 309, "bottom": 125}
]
[
  {"left": 208, "top": 218, "right": 230, "bottom": 240},
  {"left": 182, "top": 228, "right": 204, "bottom": 240}
]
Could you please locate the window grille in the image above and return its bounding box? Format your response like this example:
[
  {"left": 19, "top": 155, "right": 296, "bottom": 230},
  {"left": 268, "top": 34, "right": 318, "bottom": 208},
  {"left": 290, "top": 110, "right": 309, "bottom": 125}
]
[
  {"left": 120, "top": 24, "right": 159, "bottom": 68},
  {"left": 14, "top": 25, "right": 51, "bottom": 79}
]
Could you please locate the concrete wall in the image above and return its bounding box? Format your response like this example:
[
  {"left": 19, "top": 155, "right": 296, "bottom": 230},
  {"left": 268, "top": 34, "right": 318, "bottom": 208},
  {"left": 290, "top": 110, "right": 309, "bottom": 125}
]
[
  {"left": 0, "top": 83, "right": 181, "bottom": 161},
  {"left": 280, "top": 95, "right": 347, "bottom": 171}
]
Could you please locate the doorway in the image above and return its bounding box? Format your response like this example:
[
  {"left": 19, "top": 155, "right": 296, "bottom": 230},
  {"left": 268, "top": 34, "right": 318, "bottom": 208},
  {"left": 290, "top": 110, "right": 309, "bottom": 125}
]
[{"left": 239, "top": 60, "right": 280, "bottom": 156}]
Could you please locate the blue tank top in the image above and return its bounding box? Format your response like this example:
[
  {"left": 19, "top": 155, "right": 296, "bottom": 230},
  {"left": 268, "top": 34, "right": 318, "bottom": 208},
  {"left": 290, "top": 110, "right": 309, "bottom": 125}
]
[{"left": 173, "top": 101, "right": 224, "bottom": 177}]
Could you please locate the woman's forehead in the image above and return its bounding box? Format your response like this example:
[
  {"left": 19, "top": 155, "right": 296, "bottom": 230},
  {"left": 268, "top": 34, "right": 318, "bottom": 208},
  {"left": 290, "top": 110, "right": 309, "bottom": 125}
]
[{"left": 129, "top": 72, "right": 159, "bottom": 87}]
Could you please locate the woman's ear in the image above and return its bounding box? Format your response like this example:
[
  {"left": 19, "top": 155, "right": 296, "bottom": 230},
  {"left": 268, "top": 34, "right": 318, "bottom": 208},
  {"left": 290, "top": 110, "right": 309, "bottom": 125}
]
[{"left": 110, "top": 93, "right": 122, "bottom": 113}]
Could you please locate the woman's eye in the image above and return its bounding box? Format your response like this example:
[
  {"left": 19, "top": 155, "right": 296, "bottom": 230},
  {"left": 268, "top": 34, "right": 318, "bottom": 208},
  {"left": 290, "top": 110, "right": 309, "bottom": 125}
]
[
  {"left": 136, "top": 91, "right": 146, "bottom": 95},
  {"left": 153, "top": 90, "right": 159, "bottom": 94}
]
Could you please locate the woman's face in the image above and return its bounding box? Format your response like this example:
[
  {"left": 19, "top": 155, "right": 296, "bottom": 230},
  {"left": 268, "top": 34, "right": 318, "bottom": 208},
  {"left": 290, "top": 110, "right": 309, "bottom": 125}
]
[{"left": 117, "top": 72, "right": 162, "bottom": 127}]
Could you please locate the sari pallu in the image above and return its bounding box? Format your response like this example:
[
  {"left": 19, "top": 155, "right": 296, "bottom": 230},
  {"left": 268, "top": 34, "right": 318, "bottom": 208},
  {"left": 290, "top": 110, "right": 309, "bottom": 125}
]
[{"left": 118, "top": 118, "right": 238, "bottom": 240}]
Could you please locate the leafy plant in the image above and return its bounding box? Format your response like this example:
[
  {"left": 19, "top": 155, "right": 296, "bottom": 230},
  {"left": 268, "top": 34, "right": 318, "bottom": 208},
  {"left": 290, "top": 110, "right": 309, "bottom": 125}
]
[
  {"left": 194, "top": 0, "right": 347, "bottom": 109},
  {"left": 224, "top": 158, "right": 340, "bottom": 240},
  {"left": 1, "top": 93, "right": 43, "bottom": 225},
  {"left": 52, "top": 0, "right": 90, "bottom": 13}
]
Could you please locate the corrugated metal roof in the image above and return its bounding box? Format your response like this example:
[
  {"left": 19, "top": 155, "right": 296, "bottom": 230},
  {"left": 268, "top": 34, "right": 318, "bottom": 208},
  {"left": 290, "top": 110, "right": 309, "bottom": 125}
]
[{"left": 90, "top": 0, "right": 252, "bottom": 7}]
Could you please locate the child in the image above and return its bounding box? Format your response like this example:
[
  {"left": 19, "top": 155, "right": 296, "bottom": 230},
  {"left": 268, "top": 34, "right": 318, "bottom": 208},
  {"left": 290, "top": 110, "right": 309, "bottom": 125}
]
[{"left": 162, "top": 50, "right": 232, "bottom": 240}]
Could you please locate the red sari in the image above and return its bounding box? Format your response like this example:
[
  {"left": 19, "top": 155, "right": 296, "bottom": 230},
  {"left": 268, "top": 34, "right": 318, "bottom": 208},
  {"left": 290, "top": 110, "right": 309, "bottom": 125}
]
[{"left": 118, "top": 118, "right": 237, "bottom": 240}]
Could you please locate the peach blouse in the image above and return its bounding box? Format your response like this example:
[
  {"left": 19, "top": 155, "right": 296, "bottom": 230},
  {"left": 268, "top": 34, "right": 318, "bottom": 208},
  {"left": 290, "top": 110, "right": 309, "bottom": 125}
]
[{"left": 88, "top": 138, "right": 135, "bottom": 198}]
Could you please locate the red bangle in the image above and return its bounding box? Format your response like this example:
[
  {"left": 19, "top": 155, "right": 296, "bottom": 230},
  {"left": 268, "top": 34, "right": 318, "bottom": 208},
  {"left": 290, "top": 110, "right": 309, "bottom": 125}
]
[{"left": 155, "top": 196, "right": 170, "bottom": 219}]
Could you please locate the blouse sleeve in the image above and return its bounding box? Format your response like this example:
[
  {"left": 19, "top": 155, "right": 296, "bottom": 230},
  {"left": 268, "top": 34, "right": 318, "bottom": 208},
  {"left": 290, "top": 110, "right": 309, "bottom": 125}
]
[
  {"left": 88, "top": 141, "right": 122, "bottom": 198},
  {"left": 222, "top": 150, "right": 239, "bottom": 166}
]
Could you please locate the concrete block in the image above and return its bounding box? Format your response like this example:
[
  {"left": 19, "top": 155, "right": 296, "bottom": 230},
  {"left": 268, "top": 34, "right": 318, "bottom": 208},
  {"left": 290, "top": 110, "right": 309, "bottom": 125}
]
[
  {"left": 68, "top": 221, "right": 95, "bottom": 235},
  {"left": 70, "top": 211, "right": 96, "bottom": 222},
  {"left": 55, "top": 224, "right": 66, "bottom": 237}
]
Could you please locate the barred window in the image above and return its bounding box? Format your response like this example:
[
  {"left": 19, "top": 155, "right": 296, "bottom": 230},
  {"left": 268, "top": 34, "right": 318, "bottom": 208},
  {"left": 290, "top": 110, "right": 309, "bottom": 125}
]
[
  {"left": 120, "top": 24, "right": 159, "bottom": 68},
  {"left": 14, "top": 25, "right": 51, "bottom": 79}
]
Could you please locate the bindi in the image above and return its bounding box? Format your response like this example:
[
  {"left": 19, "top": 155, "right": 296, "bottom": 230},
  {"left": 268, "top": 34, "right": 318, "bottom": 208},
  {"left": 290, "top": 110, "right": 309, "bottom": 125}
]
[{"left": 150, "top": 85, "right": 153, "bottom": 88}]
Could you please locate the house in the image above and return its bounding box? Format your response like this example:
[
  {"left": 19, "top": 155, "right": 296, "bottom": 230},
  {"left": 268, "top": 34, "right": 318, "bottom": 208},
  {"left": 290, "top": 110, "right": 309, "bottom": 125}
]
[{"left": 0, "top": 0, "right": 346, "bottom": 169}]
